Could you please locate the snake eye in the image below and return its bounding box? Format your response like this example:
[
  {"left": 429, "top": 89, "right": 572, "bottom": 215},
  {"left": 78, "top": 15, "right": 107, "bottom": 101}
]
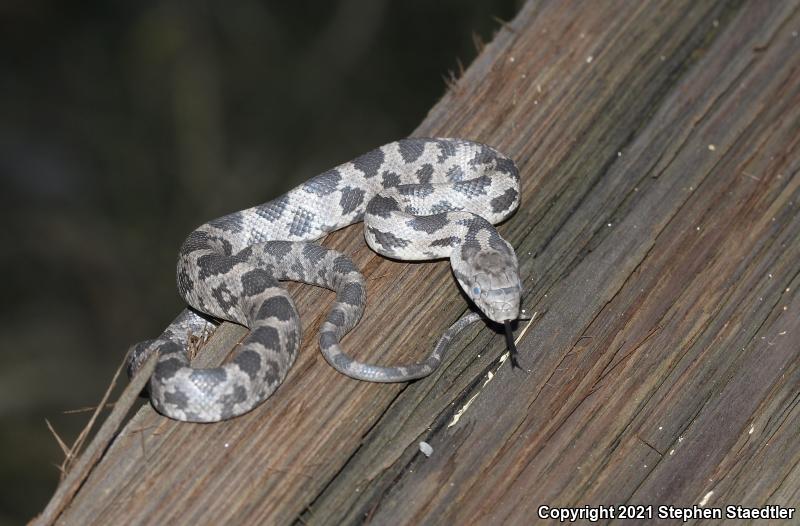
[{"left": 472, "top": 286, "right": 481, "bottom": 296}]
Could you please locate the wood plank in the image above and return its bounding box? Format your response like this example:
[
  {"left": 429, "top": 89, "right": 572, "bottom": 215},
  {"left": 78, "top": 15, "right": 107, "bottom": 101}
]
[
  {"left": 305, "top": 0, "right": 800, "bottom": 523},
  {"left": 42, "top": 0, "right": 799, "bottom": 524}
]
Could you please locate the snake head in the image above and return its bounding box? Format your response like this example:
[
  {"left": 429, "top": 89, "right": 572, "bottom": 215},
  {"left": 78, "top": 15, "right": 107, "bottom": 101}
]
[{"left": 453, "top": 242, "right": 521, "bottom": 323}]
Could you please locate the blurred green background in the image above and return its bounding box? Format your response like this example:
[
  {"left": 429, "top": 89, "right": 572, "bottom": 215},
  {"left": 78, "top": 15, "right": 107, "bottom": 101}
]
[{"left": 0, "top": 0, "right": 521, "bottom": 522}]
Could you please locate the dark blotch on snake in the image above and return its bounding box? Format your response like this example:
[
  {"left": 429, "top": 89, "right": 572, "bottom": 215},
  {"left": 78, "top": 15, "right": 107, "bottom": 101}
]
[
  {"left": 208, "top": 213, "right": 244, "bottom": 233},
  {"left": 340, "top": 282, "right": 364, "bottom": 306},
  {"left": 251, "top": 325, "right": 282, "bottom": 350},
  {"left": 331, "top": 351, "right": 351, "bottom": 370},
  {"left": 127, "top": 340, "right": 154, "bottom": 376},
  {"left": 365, "top": 194, "right": 400, "bottom": 218},
  {"left": 367, "top": 227, "right": 409, "bottom": 250},
  {"left": 460, "top": 242, "right": 481, "bottom": 261},
  {"left": 240, "top": 268, "right": 273, "bottom": 296},
  {"left": 177, "top": 267, "right": 194, "bottom": 296},
  {"left": 462, "top": 216, "right": 494, "bottom": 244},
  {"left": 162, "top": 389, "right": 190, "bottom": 409},
  {"left": 302, "top": 243, "right": 328, "bottom": 265},
  {"left": 237, "top": 245, "right": 254, "bottom": 260},
  {"left": 285, "top": 327, "right": 298, "bottom": 352},
  {"left": 302, "top": 169, "right": 341, "bottom": 196},
  {"left": 332, "top": 255, "right": 358, "bottom": 274},
  {"left": 181, "top": 231, "right": 211, "bottom": 253},
  {"left": 289, "top": 261, "right": 305, "bottom": 280},
  {"left": 408, "top": 214, "right": 448, "bottom": 234},
  {"left": 255, "top": 263, "right": 276, "bottom": 278},
  {"left": 484, "top": 228, "right": 511, "bottom": 252},
  {"left": 435, "top": 138, "right": 457, "bottom": 162},
  {"left": 257, "top": 296, "right": 295, "bottom": 322},
  {"left": 352, "top": 147, "right": 384, "bottom": 178},
  {"left": 469, "top": 144, "right": 496, "bottom": 166},
  {"left": 381, "top": 171, "right": 401, "bottom": 188},
  {"left": 319, "top": 330, "right": 338, "bottom": 350},
  {"left": 261, "top": 359, "right": 281, "bottom": 384},
  {"left": 339, "top": 186, "right": 365, "bottom": 215},
  {"left": 289, "top": 208, "right": 316, "bottom": 237},
  {"left": 154, "top": 356, "right": 185, "bottom": 383},
  {"left": 215, "top": 236, "right": 235, "bottom": 256},
  {"left": 327, "top": 308, "right": 346, "bottom": 327},
  {"left": 416, "top": 163, "right": 433, "bottom": 183},
  {"left": 264, "top": 240, "right": 293, "bottom": 260},
  {"left": 495, "top": 156, "right": 519, "bottom": 178},
  {"left": 255, "top": 195, "right": 290, "bottom": 222},
  {"left": 398, "top": 138, "right": 425, "bottom": 163},
  {"left": 196, "top": 254, "right": 240, "bottom": 280},
  {"left": 490, "top": 187, "right": 519, "bottom": 213},
  {"left": 489, "top": 230, "right": 510, "bottom": 252},
  {"left": 234, "top": 350, "right": 263, "bottom": 381},
  {"left": 453, "top": 176, "right": 491, "bottom": 197},
  {"left": 221, "top": 385, "right": 248, "bottom": 405},
  {"left": 430, "top": 236, "right": 459, "bottom": 247}
]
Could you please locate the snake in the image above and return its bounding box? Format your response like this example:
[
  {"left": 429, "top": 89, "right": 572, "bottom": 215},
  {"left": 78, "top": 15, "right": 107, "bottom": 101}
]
[{"left": 127, "top": 138, "right": 523, "bottom": 422}]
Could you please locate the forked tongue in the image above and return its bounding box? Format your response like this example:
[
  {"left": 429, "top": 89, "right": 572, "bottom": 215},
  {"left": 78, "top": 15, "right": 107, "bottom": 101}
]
[{"left": 503, "top": 320, "right": 520, "bottom": 369}]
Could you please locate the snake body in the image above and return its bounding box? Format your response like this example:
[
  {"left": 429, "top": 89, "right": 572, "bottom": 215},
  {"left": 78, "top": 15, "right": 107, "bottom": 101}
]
[{"left": 129, "top": 138, "right": 521, "bottom": 422}]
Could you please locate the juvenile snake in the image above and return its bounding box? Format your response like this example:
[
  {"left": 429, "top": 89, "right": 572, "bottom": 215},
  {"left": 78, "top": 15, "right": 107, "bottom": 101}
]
[{"left": 128, "top": 138, "right": 522, "bottom": 422}]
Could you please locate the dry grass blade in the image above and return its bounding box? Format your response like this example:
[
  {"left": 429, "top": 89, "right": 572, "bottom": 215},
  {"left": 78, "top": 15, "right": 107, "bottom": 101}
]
[
  {"left": 60, "top": 350, "right": 129, "bottom": 475},
  {"left": 61, "top": 403, "right": 116, "bottom": 415},
  {"left": 32, "top": 351, "right": 159, "bottom": 526},
  {"left": 44, "top": 419, "right": 70, "bottom": 459}
]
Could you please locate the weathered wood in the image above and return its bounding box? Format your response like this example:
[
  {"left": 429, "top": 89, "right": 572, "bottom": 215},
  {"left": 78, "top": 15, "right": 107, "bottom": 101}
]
[
  {"left": 40, "top": 0, "right": 799, "bottom": 524},
  {"left": 33, "top": 352, "right": 158, "bottom": 526}
]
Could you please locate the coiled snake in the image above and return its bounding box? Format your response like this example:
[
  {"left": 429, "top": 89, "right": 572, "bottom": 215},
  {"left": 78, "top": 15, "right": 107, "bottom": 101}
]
[{"left": 128, "top": 138, "right": 522, "bottom": 422}]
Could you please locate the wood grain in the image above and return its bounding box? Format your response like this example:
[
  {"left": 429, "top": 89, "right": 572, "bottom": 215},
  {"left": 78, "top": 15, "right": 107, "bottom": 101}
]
[{"left": 38, "top": 0, "right": 800, "bottom": 524}]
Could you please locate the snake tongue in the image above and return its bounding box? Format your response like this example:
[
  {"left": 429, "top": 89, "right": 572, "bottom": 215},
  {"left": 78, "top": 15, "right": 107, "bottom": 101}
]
[{"left": 503, "top": 320, "right": 520, "bottom": 369}]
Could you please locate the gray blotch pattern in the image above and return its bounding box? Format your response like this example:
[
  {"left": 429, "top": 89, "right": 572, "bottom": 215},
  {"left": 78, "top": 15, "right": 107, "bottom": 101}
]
[
  {"left": 407, "top": 214, "right": 448, "bottom": 234},
  {"left": 128, "top": 138, "right": 521, "bottom": 422},
  {"left": 339, "top": 186, "right": 366, "bottom": 215},
  {"left": 382, "top": 171, "right": 401, "bottom": 188},
  {"left": 302, "top": 169, "right": 341, "bottom": 196}
]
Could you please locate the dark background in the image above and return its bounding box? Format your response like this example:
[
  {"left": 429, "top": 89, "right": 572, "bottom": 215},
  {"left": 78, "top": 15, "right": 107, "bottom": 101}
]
[{"left": 0, "top": 0, "right": 521, "bottom": 522}]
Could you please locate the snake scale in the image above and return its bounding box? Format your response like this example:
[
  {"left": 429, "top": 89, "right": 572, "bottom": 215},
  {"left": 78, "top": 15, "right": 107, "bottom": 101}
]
[{"left": 128, "top": 138, "right": 522, "bottom": 422}]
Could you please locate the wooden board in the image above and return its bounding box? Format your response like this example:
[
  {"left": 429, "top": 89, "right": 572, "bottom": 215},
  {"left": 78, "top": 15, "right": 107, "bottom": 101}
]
[{"left": 41, "top": 0, "right": 800, "bottom": 524}]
